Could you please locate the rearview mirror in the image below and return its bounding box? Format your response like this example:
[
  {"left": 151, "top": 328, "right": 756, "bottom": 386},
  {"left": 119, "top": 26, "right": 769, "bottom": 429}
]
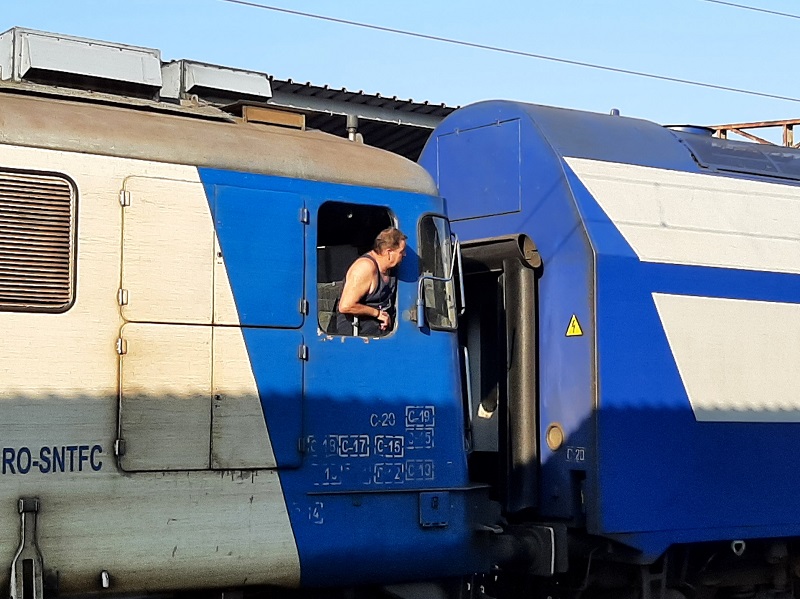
[{"left": 416, "top": 236, "right": 461, "bottom": 329}]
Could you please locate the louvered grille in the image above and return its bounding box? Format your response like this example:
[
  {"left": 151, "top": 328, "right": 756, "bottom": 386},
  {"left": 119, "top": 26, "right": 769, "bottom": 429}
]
[{"left": 0, "top": 172, "right": 75, "bottom": 311}]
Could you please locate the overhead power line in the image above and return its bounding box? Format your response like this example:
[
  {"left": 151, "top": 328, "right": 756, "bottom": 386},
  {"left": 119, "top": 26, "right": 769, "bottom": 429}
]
[
  {"left": 218, "top": 0, "right": 800, "bottom": 104},
  {"left": 699, "top": 0, "right": 800, "bottom": 20}
]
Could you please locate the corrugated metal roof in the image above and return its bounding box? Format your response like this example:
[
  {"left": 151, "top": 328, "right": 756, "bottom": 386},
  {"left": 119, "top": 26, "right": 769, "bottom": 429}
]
[{"left": 268, "top": 78, "right": 457, "bottom": 160}]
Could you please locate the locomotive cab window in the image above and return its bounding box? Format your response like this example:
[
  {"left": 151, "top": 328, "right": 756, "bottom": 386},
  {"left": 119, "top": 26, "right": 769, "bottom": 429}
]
[
  {"left": 0, "top": 170, "right": 76, "bottom": 313},
  {"left": 418, "top": 215, "right": 457, "bottom": 330},
  {"left": 317, "top": 201, "right": 394, "bottom": 336}
]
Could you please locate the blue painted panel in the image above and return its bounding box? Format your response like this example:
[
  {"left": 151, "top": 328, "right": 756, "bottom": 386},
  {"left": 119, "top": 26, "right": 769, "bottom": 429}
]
[
  {"left": 214, "top": 186, "right": 304, "bottom": 328},
  {"left": 522, "top": 102, "right": 699, "bottom": 172},
  {"left": 240, "top": 328, "right": 303, "bottom": 468},
  {"left": 421, "top": 102, "right": 596, "bottom": 522},
  {"left": 564, "top": 154, "right": 800, "bottom": 557},
  {"left": 285, "top": 490, "right": 486, "bottom": 585},
  {"left": 437, "top": 119, "right": 521, "bottom": 220}
]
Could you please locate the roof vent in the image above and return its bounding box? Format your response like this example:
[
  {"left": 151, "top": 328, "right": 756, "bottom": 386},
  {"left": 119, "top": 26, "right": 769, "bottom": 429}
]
[
  {"left": 0, "top": 28, "right": 162, "bottom": 99},
  {"left": 161, "top": 60, "right": 272, "bottom": 105}
]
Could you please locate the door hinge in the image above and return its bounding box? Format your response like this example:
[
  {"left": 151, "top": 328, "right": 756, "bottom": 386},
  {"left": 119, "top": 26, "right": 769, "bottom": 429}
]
[
  {"left": 299, "top": 207, "right": 310, "bottom": 224},
  {"left": 298, "top": 344, "right": 309, "bottom": 361},
  {"left": 116, "top": 338, "right": 127, "bottom": 356},
  {"left": 299, "top": 298, "right": 309, "bottom": 315},
  {"left": 117, "top": 288, "right": 129, "bottom": 306},
  {"left": 119, "top": 189, "right": 131, "bottom": 207},
  {"left": 114, "top": 439, "right": 126, "bottom": 457}
]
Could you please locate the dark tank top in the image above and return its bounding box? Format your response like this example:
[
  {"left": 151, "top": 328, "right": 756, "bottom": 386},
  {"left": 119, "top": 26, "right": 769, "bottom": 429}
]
[{"left": 334, "top": 254, "right": 397, "bottom": 337}]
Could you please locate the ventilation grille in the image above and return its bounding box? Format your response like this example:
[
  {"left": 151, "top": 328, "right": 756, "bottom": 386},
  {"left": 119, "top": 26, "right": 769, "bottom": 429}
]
[{"left": 0, "top": 172, "right": 75, "bottom": 312}]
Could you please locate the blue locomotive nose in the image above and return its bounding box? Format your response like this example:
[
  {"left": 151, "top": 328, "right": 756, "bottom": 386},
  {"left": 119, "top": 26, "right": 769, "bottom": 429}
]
[{"left": 199, "top": 168, "right": 493, "bottom": 587}]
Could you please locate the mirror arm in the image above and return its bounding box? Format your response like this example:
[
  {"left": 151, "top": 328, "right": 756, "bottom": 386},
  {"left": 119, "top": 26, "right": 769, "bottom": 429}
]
[{"left": 416, "top": 276, "right": 426, "bottom": 329}]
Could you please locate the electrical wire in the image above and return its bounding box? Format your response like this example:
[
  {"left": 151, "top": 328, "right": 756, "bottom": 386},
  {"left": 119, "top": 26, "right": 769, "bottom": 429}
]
[
  {"left": 218, "top": 0, "right": 800, "bottom": 104},
  {"left": 699, "top": 0, "right": 800, "bottom": 20}
]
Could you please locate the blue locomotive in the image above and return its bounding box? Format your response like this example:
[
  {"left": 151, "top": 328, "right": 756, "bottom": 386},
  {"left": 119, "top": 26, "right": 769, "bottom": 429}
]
[{"left": 420, "top": 100, "right": 800, "bottom": 599}]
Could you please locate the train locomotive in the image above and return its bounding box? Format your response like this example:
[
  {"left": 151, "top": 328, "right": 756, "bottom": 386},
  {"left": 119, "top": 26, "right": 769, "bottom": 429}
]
[
  {"left": 0, "top": 28, "right": 492, "bottom": 599},
  {"left": 420, "top": 101, "right": 800, "bottom": 599}
]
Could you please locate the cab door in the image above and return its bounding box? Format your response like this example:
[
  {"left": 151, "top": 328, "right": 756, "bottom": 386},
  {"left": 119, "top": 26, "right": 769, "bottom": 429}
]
[
  {"left": 118, "top": 176, "right": 306, "bottom": 471},
  {"left": 118, "top": 176, "right": 214, "bottom": 471},
  {"left": 210, "top": 185, "right": 306, "bottom": 470},
  {"left": 304, "top": 197, "right": 423, "bottom": 488}
]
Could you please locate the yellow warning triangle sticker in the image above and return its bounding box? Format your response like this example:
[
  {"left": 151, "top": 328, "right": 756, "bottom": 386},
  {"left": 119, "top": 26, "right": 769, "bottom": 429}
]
[{"left": 565, "top": 314, "right": 583, "bottom": 337}]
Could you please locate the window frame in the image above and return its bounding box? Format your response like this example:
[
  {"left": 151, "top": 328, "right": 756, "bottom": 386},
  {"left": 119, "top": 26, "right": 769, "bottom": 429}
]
[{"left": 315, "top": 200, "right": 398, "bottom": 338}]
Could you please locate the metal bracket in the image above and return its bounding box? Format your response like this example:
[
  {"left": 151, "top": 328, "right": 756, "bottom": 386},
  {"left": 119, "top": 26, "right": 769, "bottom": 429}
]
[
  {"left": 114, "top": 439, "right": 126, "bottom": 457},
  {"left": 119, "top": 189, "right": 131, "bottom": 207},
  {"left": 115, "top": 338, "right": 127, "bottom": 356},
  {"left": 10, "top": 497, "right": 44, "bottom": 599},
  {"left": 299, "top": 298, "right": 309, "bottom": 315},
  {"left": 117, "top": 288, "right": 129, "bottom": 306},
  {"left": 419, "top": 492, "right": 449, "bottom": 528},
  {"left": 299, "top": 207, "right": 310, "bottom": 224},
  {"left": 298, "top": 345, "right": 309, "bottom": 361}
]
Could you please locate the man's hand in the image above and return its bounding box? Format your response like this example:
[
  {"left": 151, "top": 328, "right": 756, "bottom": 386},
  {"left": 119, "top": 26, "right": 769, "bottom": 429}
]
[{"left": 377, "top": 309, "right": 391, "bottom": 330}]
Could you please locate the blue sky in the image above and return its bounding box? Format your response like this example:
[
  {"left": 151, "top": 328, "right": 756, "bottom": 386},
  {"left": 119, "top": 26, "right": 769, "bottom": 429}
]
[{"left": 2, "top": 1, "right": 798, "bottom": 130}]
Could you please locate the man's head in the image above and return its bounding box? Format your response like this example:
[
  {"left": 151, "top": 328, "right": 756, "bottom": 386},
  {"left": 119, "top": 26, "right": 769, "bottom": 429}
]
[{"left": 374, "top": 227, "right": 407, "bottom": 268}]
